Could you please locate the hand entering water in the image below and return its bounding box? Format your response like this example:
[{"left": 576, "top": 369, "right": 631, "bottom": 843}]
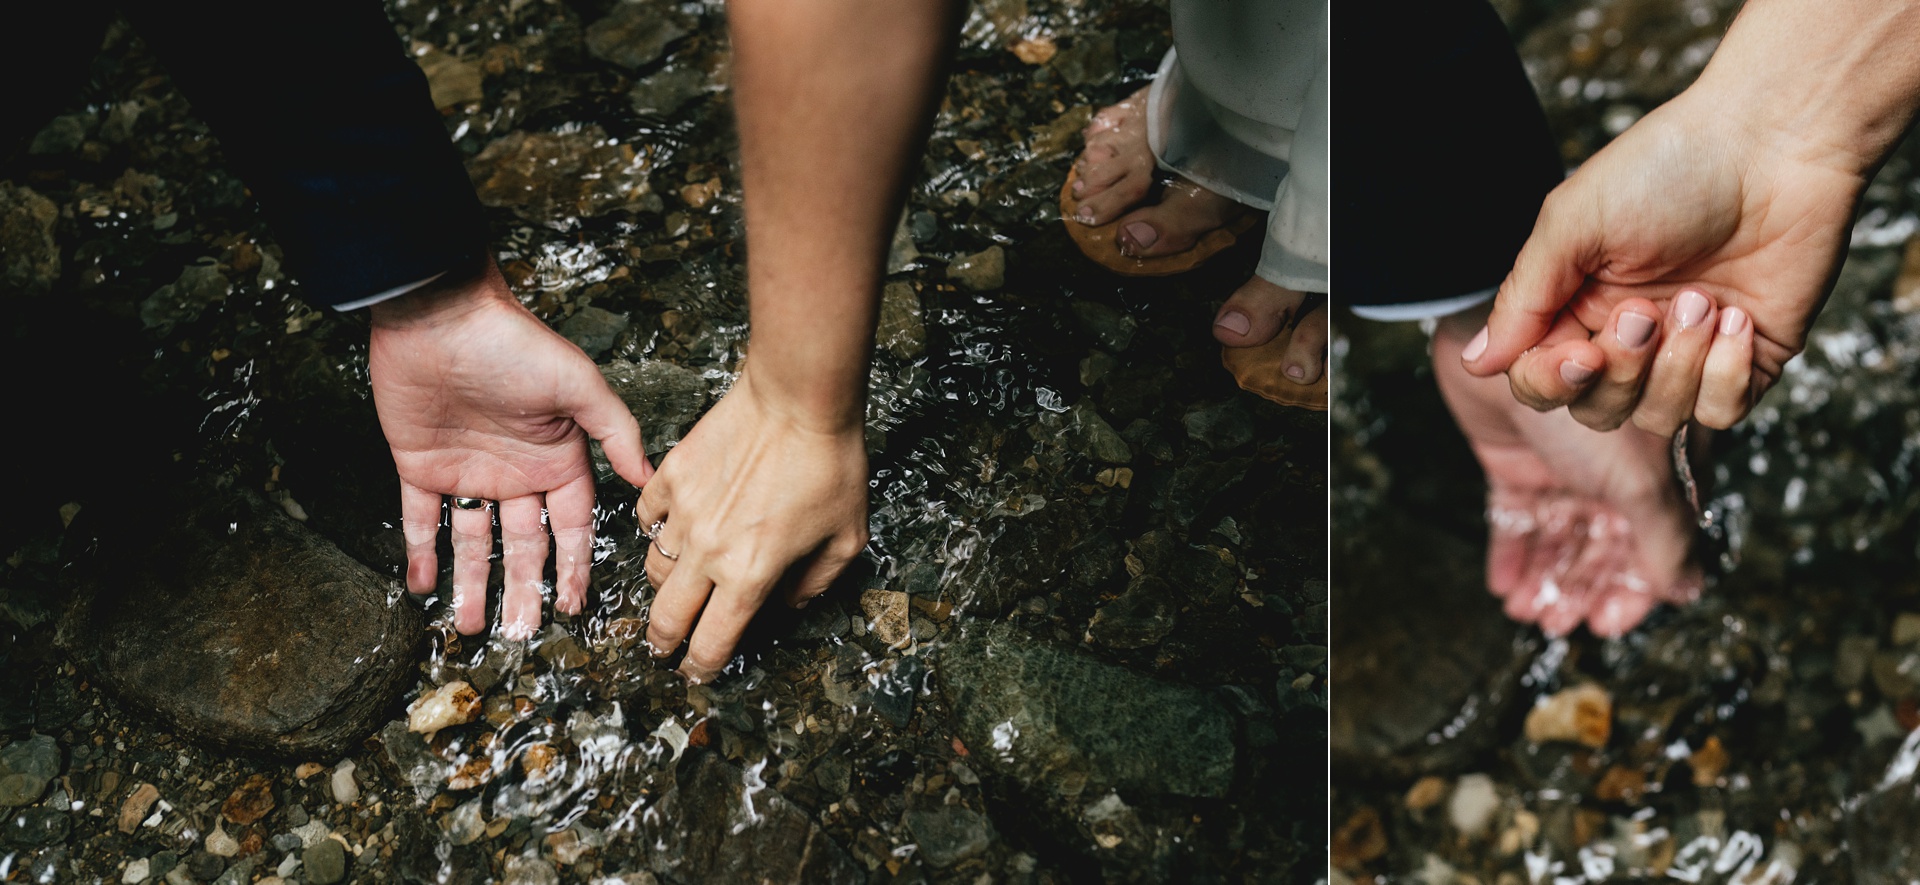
[
  {"left": 1434, "top": 304, "right": 1702, "bottom": 637},
  {"left": 636, "top": 366, "right": 870, "bottom": 684},
  {"left": 370, "top": 260, "right": 654, "bottom": 638}
]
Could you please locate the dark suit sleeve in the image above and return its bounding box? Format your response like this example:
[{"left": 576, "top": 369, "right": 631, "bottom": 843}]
[
  {"left": 121, "top": 0, "right": 491, "bottom": 308},
  {"left": 1333, "top": 0, "right": 1564, "bottom": 308}
]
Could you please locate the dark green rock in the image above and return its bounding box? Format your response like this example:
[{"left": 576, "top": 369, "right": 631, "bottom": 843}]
[{"left": 937, "top": 623, "right": 1236, "bottom": 798}]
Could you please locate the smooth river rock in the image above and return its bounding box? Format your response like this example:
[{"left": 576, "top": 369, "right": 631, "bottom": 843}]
[
  {"left": 936, "top": 623, "right": 1236, "bottom": 798},
  {"left": 644, "top": 751, "right": 860, "bottom": 884},
  {"left": 59, "top": 485, "right": 424, "bottom": 756}
]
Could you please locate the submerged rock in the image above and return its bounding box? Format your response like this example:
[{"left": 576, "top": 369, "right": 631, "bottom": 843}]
[
  {"left": 0, "top": 735, "right": 59, "bottom": 808},
  {"left": 598, "top": 359, "right": 712, "bottom": 458},
  {"left": 629, "top": 66, "right": 713, "bottom": 118},
  {"left": 586, "top": 1, "right": 695, "bottom": 70},
  {"left": 643, "top": 751, "right": 860, "bottom": 884},
  {"left": 469, "top": 127, "right": 656, "bottom": 222},
  {"left": 0, "top": 183, "right": 59, "bottom": 294},
  {"left": 59, "top": 486, "right": 424, "bottom": 756},
  {"left": 906, "top": 805, "right": 993, "bottom": 867},
  {"left": 936, "top": 623, "right": 1236, "bottom": 798},
  {"left": 1086, "top": 576, "right": 1177, "bottom": 649}
]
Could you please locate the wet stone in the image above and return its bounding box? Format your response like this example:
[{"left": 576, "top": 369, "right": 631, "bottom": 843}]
[
  {"left": 222, "top": 773, "right": 275, "bottom": 825},
  {"left": 1182, "top": 401, "right": 1255, "bottom": 452},
  {"left": 937, "top": 623, "right": 1237, "bottom": 798},
  {"left": 877, "top": 281, "right": 927, "bottom": 360},
  {"left": 560, "top": 306, "right": 630, "bottom": 359},
  {"left": 0, "top": 183, "right": 59, "bottom": 294},
  {"left": 1070, "top": 301, "right": 1137, "bottom": 353},
  {"left": 303, "top": 839, "right": 347, "bottom": 885},
  {"left": 644, "top": 752, "right": 860, "bottom": 884},
  {"left": 414, "top": 45, "right": 484, "bottom": 108},
  {"left": 0, "top": 734, "right": 59, "bottom": 807},
  {"left": 906, "top": 805, "right": 993, "bottom": 867},
  {"left": 947, "top": 245, "right": 1006, "bottom": 291},
  {"left": 504, "top": 856, "right": 560, "bottom": 885},
  {"left": 585, "top": 1, "right": 695, "bottom": 70},
  {"left": 3, "top": 807, "right": 70, "bottom": 848},
  {"left": 28, "top": 113, "right": 89, "bottom": 156},
  {"left": 1068, "top": 401, "right": 1132, "bottom": 465},
  {"left": 469, "top": 126, "right": 656, "bottom": 222},
  {"left": 1049, "top": 32, "right": 1117, "bottom": 87},
  {"left": 1086, "top": 576, "right": 1177, "bottom": 650},
  {"left": 599, "top": 359, "right": 712, "bottom": 458},
  {"left": 58, "top": 486, "right": 425, "bottom": 756},
  {"left": 629, "top": 65, "right": 712, "bottom": 117}
]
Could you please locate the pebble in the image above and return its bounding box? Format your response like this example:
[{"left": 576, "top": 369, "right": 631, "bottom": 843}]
[
  {"left": 118, "top": 783, "right": 159, "bottom": 833},
  {"left": 187, "top": 850, "right": 225, "bottom": 881},
  {"left": 408, "top": 681, "right": 482, "bottom": 735},
  {"left": 123, "top": 858, "right": 151, "bottom": 884},
  {"left": 293, "top": 762, "right": 326, "bottom": 781},
  {"left": 222, "top": 773, "right": 276, "bottom": 825},
  {"left": 1894, "top": 612, "right": 1920, "bottom": 646},
  {"left": 444, "top": 797, "right": 486, "bottom": 846},
  {"left": 1403, "top": 776, "right": 1448, "bottom": 812},
  {"left": 1523, "top": 683, "right": 1612, "bottom": 748},
  {"left": 0, "top": 734, "right": 60, "bottom": 807},
  {"left": 304, "top": 839, "right": 348, "bottom": 885},
  {"left": 559, "top": 307, "right": 630, "bottom": 360},
  {"left": 1447, "top": 773, "right": 1500, "bottom": 837},
  {"left": 860, "top": 589, "right": 914, "bottom": 647},
  {"left": 205, "top": 821, "right": 241, "bottom": 857},
  {"left": 504, "top": 856, "right": 561, "bottom": 885},
  {"left": 4, "top": 807, "right": 71, "bottom": 847},
  {"left": 329, "top": 760, "right": 359, "bottom": 805},
  {"left": 905, "top": 805, "right": 993, "bottom": 867},
  {"left": 946, "top": 246, "right": 1006, "bottom": 291},
  {"left": 211, "top": 858, "right": 253, "bottom": 885},
  {"left": 292, "top": 819, "right": 332, "bottom": 849}
]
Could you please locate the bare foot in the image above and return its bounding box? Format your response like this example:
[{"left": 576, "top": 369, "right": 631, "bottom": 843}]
[
  {"left": 1432, "top": 305, "right": 1703, "bottom": 637},
  {"left": 1071, "top": 88, "right": 1252, "bottom": 259},
  {"left": 1214, "top": 276, "right": 1327, "bottom": 384}
]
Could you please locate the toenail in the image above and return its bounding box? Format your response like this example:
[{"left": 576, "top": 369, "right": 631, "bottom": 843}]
[
  {"left": 1560, "top": 360, "right": 1597, "bottom": 385},
  {"left": 1675, "top": 290, "right": 1710, "bottom": 328},
  {"left": 1071, "top": 179, "right": 1084, "bottom": 196},
  {"left": 1718, "top": 306, "right": 1748, "bottom": 335},
  {"left": 1122, "top": 222, "right": 1158, "bottom": 249},
  {"left": 1616, "top": 312, "right": 1656, "bottom": 348},
  {"left": 1075, "top": 207, "right": 1095, "bottom": 224},
  {"left": 1286, "top": 365, "right": 1306, "bottom": 381},
  {"left": 1214, "top": 310, "right": 1252, "bottom": 336}
]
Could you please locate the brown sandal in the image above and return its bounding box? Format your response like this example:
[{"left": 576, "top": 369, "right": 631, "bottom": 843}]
[
  {"left": 1221, "top": 323, "right": 1329, "bottom": 411},
  {"left": 1059, "top": 167, "right": 1258, "bottom": 277}
]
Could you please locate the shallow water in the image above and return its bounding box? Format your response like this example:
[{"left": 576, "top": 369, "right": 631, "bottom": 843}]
[
  {"left": 1333, "top": 0, "right": 1920, "bottom": 880},
  {"left": 0, "top": 1, "right": 1324, "bottom": 883}
]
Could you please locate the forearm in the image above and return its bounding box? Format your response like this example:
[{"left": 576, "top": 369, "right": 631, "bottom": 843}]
[
  {"left": 727, "top": 0, "right": 962, "bottom": 431},
  {"left": 1692, "top": 0, "right": 1920, "bottom": 177}
]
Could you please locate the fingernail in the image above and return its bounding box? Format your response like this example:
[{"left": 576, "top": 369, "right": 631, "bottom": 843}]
[
  {"left": 1719, "top": 306, "right": 1747, "bottom": 335},
  {"left": 1616, "top": 312, "right": 1656, "bottom": 348},
  {"left": 795, "top": 597, "right": 811, "bottom": 610},
  {"left": 1560, "top": 360, "right": 1597, "bottom": 385},
  {"left": 1071, "top": 179, "right": 1084, "bottom": 196},
  {"left": 1122, "top": 222, "right": 1158, "bottom": 250},
  {"left": 1075, "top": 206, "right": 1094, "bottom": 224},
  {"left": 1214, "top": 310, "right": 1252, "bottom": 336},
  {"left": 1675, "top": 290, "right": 1710, "bottom": 328},
  {"left": 1462, "top": 327, "right": 1489, "bottom": 362},
  {"left": 1286, "top": 365, "right": 1306, "bottom": 381}
]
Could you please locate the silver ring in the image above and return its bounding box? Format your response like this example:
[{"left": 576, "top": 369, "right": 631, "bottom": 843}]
[
  {"left": 652, "top": 538, "right": 680, "bottom": 561},
  {"left": 644, "top": 519, "right": 666, "bottom": 541},
  {"left": 452, "top": 497, "right": 487, "bottom": 511}
]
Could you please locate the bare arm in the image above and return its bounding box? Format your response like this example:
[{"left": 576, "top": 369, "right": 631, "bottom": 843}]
[{"left": 639, "top": 0, "right": 963, "bottom": 682}]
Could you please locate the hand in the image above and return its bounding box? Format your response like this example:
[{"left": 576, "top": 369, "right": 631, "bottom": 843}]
[
  {"left": 1437, "top": 307, "right": 1702, "bottom": 637},
  {"left": 369, "top": 261, "right": 653, "bottom": 638},
  {"left": 637, "top": 365, "right": 870, "bottom": 683},
  {"left": 1462, "top": 89, "right": 1866, "bottom": 435}
]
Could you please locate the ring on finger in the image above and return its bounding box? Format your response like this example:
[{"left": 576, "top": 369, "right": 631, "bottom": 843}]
[
  {"left": 452, "top": 497, "right": 488, "bottom": 511},
  {"left": 651, "top": 536, "right": 680, "bottom": 561}
]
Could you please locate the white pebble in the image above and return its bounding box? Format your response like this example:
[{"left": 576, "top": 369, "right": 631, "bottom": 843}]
[
  {"left": 277, "top": 854, "right": 301, "bottom": 877},
  {"left": 330, "top": 760, "right": 360, "bottom": 805},
  {"left": 293, "top": 819, "right": 333, "bottom": 848},
  {"left": 1448, "top": 773, "right": 1501, "bottom": 837},
  {"left": 122, "top": 858, "right": 151, "bottom": 884},
  {"left": 205, "top": 821, "right": 240, "bottom": 857},
  {"left": 408, "top": 681, "right": 481, "bottom": 735}
]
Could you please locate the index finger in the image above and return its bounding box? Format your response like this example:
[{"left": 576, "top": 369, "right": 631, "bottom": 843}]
[{"left": 679, "top": 574, "right": 774, "bottom": 685}]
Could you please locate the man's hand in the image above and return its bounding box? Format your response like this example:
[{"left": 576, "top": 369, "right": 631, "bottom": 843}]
[
  {"left": 636, "top": 366, "right": 869, "bottom": 683},
  {"left": 1462, "top": 91, "right": 1861, "bottom": 435},
  {"left": 369, "top": 261, "right": 653, "bottom": 638}
]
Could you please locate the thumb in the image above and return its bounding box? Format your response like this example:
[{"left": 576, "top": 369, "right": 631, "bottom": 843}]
[
  {"left": 568, "top": 374, "right": 655, "bottom": 486},
  {"left": 1465, "top": 190, "right": 1598, "bottom": 376}
]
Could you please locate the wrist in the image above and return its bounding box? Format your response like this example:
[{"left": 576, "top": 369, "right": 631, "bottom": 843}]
[
  {"left": 369, "top": 260, "right": 514, "bottom": 332},
  {"left": 736, "top": 360, "right": 869, "bottom": 437}
]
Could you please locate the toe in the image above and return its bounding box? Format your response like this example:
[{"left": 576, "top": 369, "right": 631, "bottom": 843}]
[
  {"left": 1214, "top": 276, "right": 1305, "bottom": 347},
  {"left": 1076, "top": 174, "right": 1151, "bottom": 226},
  {"left": 1280, "top": 305, "right": 1328, "bottom": 384}
]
